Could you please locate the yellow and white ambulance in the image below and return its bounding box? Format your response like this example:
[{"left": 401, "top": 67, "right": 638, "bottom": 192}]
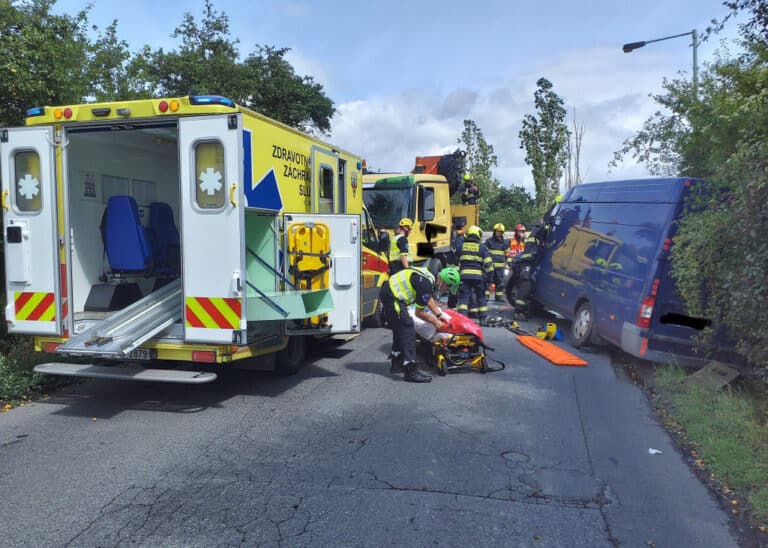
[{"left": 1, "top": 96, "right": 389, "bottom": 382}]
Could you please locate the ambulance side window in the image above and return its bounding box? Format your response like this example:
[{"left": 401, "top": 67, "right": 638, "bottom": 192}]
[
  {"left": 318, "top": 164, "right": 333, "bottom": 213},
  {"left": 14, "top": 150, "right": 42, "bottom": 213},
  {"left": 194, "top": 141, "right": 225, "bottom": 209}
]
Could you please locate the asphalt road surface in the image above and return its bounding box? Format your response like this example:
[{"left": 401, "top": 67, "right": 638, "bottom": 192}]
[{"left": 0, "top": 304, "right": 738, "bottom": 547}]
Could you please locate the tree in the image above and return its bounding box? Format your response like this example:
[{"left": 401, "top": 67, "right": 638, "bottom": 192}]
[
  {"left": 564, "top": 108, "right": 586, "bottom": 190},
  {"left": 0, "top": 0, "right": 92, "bottom": 126},
  {"left": 456, "top": 119, "right": 501, "bottom": 225},
  {"left": 519, "top": 78, "right": 570, "bottom": 210},
  {"left": 484, "top": 185, "right": 537, "bottom": 231},
  {"left": 612, "top": 0, "right": 768, "bottom": 375},
  {"left": 143, "top": 0, "right": 335, "bottom": 133}
]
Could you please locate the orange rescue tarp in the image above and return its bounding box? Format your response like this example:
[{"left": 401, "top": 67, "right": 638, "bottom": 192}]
[{"left": 516, "top": 335, "right": 588, "bottom": 367}]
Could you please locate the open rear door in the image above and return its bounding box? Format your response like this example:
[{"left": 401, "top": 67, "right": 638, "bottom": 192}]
[
  {"left": 1, "top": 127, "right": 62, "bottom": 335},
  {"left": 284, "top": 213, "right": 361, "bottom": 333},
  {"left": 179, "top": 115, "right": 246, "bottom": 344}
]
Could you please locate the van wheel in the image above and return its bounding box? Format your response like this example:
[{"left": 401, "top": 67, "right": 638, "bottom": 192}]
[
  {"left": 274, "top": 336, "right": 306, "bottom": 376},
  {"left": 571, "top": 301, "right": 596, "bottom": 348}
]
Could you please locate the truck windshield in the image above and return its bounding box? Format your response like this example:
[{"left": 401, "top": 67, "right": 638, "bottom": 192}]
[{"left": 363, "top": 187, "right": 413, "bottom": 228}]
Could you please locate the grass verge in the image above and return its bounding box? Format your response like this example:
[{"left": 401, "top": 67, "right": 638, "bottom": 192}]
[{"left": 654, "top": 365, "right": 768, "bottom": 523}]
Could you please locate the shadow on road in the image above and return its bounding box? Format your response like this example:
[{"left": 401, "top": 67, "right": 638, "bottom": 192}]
[{"left": 35, "top": 348, "right": 341, "bottom": 419}]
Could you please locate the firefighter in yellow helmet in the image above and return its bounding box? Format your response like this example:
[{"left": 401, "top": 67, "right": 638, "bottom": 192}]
[
  {"left": 484, "top": 223, "right": 509, "bottom": 302},
  {"left": 457, "top": 225, "right": 493, "bottom": 324},
  {"left": 389, "top": 217, "right": 413, "bottom": 275},
  {"left": 460, "top": 174, "right": 480, "bottom": 205}
]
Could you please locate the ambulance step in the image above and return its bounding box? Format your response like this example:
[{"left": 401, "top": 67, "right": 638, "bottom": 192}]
[
  {"left": 33, "top": 362, "right": 217, "bottom": 384},
  {"left": 57, "top": 279, "right": 183, "bottom": 358}
]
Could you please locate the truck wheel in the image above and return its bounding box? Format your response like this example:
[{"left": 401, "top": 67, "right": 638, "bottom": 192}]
[
  {"left": 364, "top": 299, "right": 385, "bottom": 328},
  {"left": 570, "top": 301, "right": 596, "bottom": 348},
  {"left": 274, "top": 336, "right": 306, "bottom": 376},
  {"left": 427, "top": 257, "right": 443, "bottom": 278}
]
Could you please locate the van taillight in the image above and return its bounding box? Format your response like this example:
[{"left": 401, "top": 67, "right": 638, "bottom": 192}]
[{"left": 637, "top": 296, "right": 655, "bottom": 328}]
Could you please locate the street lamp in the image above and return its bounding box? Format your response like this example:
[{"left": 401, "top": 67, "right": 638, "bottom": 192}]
[{"left": 622, "top": 29, "right": 698, "bottom": 98}]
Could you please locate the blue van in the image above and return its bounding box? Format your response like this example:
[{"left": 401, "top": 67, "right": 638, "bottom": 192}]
[{"left": 530, "top": 177, "right": 731, "bottom": 365}]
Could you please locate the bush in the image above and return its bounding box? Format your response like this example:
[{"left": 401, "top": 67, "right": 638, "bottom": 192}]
[{"left": 0, "top": 337, "right": 42, "bottom": 403}]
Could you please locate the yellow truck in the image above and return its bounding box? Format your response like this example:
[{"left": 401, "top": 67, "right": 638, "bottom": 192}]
[
  {"left": 362, "top": 152, "right": 479, "bottom": 274},
  {"left": 2, "top": 95, "right": 389, "bottom": 382}
]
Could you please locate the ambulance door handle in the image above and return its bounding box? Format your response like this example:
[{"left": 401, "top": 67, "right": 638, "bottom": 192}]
[
  {"left": 229, "top": 182, "right": 237, "bottom": 208},
  {"left": 1, "top": 189, "right": 8, "bottom": 211}
]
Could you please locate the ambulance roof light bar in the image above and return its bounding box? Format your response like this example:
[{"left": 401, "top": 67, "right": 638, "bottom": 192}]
[{"left": 189, "top": 95, "right": 236, "bottom": 108}]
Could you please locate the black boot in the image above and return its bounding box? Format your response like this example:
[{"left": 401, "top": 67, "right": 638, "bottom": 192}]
[
  {"left": 389, "top": 353, "right": 404, "bottom": 374},
  {"left": 403, "top": 362, "right": 432, "bottom": 383}
]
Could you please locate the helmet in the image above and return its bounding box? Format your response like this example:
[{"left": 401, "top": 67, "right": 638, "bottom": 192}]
[
  {"left": 467, "top": 225, "right": 482, "bottom": 239},
  {"left": 399, "top": 218, "right": 413, "bottom": 229},
  {"left": 463, "top": 173, "right": 472, "bottom": 181},
  {"left": 438, "top": 267, "right": 460, "bottom": 294},
  {"left": 493, "top": 223, "right": 505, "bottom": 232},
  {"left": 515, "top": 224, "right": 526, "bottom": 231}
]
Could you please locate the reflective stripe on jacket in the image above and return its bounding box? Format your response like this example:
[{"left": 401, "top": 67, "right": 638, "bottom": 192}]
[
  {"left": 388, "top": 267, "right": 434, "bottom": 305},
  {"left": 485, "top": 236, "right": 509, "bottom": 269},
  {"left": 458, "top": 239, "right": 493, "bottom": 280}
]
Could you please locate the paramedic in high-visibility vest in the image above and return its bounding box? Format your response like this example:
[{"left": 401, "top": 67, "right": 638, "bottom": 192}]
[
  {"left": 389, "top": 218, "right": 413, "bottom": 275},
  {"left": 484, "top": 223, "right": 509, "bottom": 302},
  {"left": 381, "top": 266, "right": 461, "bottom": 383}
]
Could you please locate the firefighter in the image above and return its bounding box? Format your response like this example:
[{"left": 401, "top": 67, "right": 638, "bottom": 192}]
[
  {"left": 508, "top": 224, "right": 526, "bottom": 259},
  {"left": 389, "top": 218, "right": 413, "bottom": 275},
  {"left": 381, "top": 267, "right": 458, "bottom": 383},
  {"left": 457, "top": 225, "right": 493, "bottom": 324},
  {"left": 484, "top": 223, "right": 509, "bottom": 302},
  {"left": 460, "top": 174, "right": 480, "bottom": 205}
]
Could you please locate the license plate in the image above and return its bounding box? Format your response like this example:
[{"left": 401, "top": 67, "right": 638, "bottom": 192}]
[{"left": 128, "top": 348, "right": 154, "bottom": 361}]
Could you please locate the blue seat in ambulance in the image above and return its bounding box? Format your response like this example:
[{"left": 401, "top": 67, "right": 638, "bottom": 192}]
[
  {"left": 148, "top": 202, "right": 180, "bottom": 275},
  {"left": 103, "top": 195, "right": 153, "bottom": 274}
]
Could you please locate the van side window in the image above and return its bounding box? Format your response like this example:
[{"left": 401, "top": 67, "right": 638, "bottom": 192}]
[
  {"left": 318, "top": 165, "right": 333, "bottom": 213},
  {"left": 194, "top": 141, "right": 225, "bottom": 209},
  {"left": 14, "top": 150, "right": 42, "bottom": 213}
]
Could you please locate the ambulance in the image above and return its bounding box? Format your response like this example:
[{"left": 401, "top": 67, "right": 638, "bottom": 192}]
[{"left": 1, "top": 96, "right": 389, "bottom": 383}]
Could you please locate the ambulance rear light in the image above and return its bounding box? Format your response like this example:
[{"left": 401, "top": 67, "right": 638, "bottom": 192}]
[
  {"left": 159, "top": 100, "right": 169, "bottom": 113},
  {"left": 63, "top": 108, "right": 72, "bottom": 119},
  {"left": 189, "top": 95, "right": 235, "bottom": 108},
  {"left": 43, "top": 342, "right": 61, "bottom": 353},
  {"left": 27, "top": 107, "right": 45, "bottom": 117},
  {"left": 191, "top": 350, "right": 216, "bottom": 363}
]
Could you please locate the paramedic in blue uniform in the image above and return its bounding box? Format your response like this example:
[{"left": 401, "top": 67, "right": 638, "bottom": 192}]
[{"left": 381, "top": 267, "right": 460, "bottom": 383}]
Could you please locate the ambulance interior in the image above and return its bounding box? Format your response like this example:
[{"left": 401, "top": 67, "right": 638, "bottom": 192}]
[{"left": 65, "top": 125, "right": 182, "bottom": 325}]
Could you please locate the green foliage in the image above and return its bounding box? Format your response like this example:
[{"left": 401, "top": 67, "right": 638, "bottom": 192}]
[
  {"left": 614, "top": 2, "right": 768, "bottom": 374},
  {"left": 456, "top": 119, "right": 500, "bottom": 202},
  {"left": 0, "top": 0, "right": 91, "bottom": 125},
  {"left": 481, "top": 185, "right": 537, "bottom": 230},
  {"left": 0, "top": 337, "right": 42, "bottom": 403},
  {"left": 142, "top": 0, "right": 335, "bottom": 133},
  {"left": 519, "top": 78, "right": 570, "bottom": 210}
]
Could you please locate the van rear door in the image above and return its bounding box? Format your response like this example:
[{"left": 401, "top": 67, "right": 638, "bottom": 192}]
[
  {"left": 1, "top": 127, "right": 62, "bottom": 335},
  {"left": 179, "top": 115, "right": 246, "bottom": 344}
]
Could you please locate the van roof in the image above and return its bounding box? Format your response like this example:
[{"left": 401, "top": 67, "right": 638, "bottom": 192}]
[{"left": 563, "top": 177, "right": 705, "bottom": 204}]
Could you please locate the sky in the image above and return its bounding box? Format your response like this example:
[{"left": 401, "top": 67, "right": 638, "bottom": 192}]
[{"left": 55, "top": 0, "right": 743, "bottom": 194}]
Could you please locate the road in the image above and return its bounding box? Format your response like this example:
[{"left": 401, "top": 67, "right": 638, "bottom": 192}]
[{"left": 0, "top": 304, "right": 738, "bottom": 547}]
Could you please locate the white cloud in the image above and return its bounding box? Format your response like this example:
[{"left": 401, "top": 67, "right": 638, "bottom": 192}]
[{"left": 330, "top": 45, "right": 678, "bottom": 195}]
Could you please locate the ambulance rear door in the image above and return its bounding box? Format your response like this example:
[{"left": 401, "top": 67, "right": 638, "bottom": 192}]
[
  {"left": 179, "top": 115, "right": 246, "bottom": 344},
  {"left": 284, "top": 213, "right": 362, "bottom": 333},
  {"left": 1, "top": 126, "right": 62, "bottom": 335}
]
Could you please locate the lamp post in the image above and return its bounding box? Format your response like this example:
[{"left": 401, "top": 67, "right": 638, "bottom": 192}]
[{"left": 622, "top": 29, "right": 698, "bottom": 98}]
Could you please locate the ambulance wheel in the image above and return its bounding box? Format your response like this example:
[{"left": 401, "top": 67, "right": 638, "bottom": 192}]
[
  {"left": 481, "top": 358, "right": 489, "bottom": 374},
  {"left": 571, "top": 301, "right": 597, "bottom": 348},
  {"left": 274, "top": 336, "right": 306, "bottom": 376}
]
